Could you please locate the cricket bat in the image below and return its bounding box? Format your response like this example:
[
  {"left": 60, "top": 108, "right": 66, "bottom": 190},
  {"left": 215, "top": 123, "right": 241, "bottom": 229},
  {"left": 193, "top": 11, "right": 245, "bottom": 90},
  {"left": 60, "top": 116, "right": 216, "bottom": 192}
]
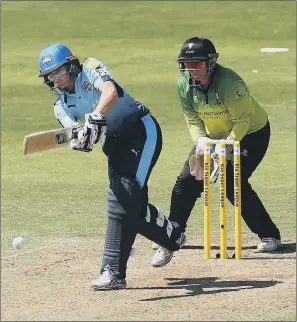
[{"left": 23, "top": 127, "right": 77, "bottom": 155}]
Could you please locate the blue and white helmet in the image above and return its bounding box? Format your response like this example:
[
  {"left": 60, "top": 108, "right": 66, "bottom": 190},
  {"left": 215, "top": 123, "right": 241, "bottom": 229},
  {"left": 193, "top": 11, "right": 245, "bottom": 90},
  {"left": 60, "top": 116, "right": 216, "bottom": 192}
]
[
  {"left": 38, "top": 43, "right": 81, "bottom": 89},
  {"left": 38, "top": 43, "right": 75, "bottom": 76}
]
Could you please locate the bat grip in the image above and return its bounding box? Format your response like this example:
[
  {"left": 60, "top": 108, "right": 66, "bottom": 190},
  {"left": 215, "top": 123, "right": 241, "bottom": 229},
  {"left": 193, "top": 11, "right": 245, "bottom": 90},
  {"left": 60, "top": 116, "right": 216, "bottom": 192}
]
[{"left": 71, "top": 128, "right": 79, "bottom": 139}]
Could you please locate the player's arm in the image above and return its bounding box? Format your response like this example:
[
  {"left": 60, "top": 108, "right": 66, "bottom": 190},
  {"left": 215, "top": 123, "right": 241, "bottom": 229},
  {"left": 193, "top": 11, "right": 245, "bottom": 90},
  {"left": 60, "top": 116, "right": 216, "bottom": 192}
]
[
  {"left": 178, "top": 83, "right": 210, "bottom": 182},
  {"left": 84, "top": 58, "right": 123, "bottom": 116},
  {"left": 177, "top": 81, "right": 207, "bottom": 142},
  {"left": 223, "top": 80, "right": 252, "bottom": 141},
  {"left": 93, "top": 81, "right": 119, "bottom": 115},
  {"left": 184, "top": 112, "right": 207, "bottom": 142},
  {"left": 70, "top": 58, "right": 116, "bottom": 152},
  {"left": 54, "top": 98, "right": 79, "bottom": 128}
]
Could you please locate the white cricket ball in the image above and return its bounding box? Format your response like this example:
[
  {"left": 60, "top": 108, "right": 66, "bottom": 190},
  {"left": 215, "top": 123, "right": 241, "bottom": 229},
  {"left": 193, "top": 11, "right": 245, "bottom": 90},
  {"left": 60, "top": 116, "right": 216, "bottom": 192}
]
[{"left": 12, "top": 237, "right": 25, "bottom": 249}]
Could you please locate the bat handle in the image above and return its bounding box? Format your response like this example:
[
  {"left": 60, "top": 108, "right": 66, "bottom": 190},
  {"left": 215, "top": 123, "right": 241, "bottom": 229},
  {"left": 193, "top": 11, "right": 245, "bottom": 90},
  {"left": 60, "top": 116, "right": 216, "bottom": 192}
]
[{"left": 71, "top": 128, "right": 79, "bottom": 139}]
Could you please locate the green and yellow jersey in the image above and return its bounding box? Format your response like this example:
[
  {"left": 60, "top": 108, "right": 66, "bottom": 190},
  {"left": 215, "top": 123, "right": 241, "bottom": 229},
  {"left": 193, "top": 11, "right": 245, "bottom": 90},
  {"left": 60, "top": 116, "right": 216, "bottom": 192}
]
[{"left": 177, "top": 64, "right": 268, "bottom": 142}]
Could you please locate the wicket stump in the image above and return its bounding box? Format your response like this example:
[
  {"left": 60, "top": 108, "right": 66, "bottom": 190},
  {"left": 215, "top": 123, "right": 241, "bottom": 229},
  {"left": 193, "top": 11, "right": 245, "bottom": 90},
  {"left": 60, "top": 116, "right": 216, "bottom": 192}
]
[{"left": 203, "top": 139, "right": 242, "bottom": 259}]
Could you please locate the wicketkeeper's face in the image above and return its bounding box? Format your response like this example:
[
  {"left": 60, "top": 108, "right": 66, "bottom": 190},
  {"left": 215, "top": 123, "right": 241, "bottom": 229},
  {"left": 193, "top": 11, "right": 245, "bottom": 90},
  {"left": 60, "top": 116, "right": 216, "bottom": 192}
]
[
  {"left": 184, "top": 61, "right": 207, "bottom": 81},
  {"left": 48, "top": 66, "right": 72, "bottom": 89}
]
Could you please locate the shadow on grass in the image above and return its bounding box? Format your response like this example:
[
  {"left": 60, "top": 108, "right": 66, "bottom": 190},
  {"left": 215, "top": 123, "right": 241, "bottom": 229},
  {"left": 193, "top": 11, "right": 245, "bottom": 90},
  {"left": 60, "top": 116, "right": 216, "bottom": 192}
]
[
  {"left": 136, "top": 277, "right": 281, "bottom": 301},
  {"left": 245, "top": 242, "right": 296, "bottom": 260}
]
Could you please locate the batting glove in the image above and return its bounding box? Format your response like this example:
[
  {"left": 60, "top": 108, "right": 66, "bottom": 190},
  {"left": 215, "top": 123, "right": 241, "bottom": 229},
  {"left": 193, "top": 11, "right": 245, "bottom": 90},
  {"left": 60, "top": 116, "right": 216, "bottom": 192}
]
[
  {"left": 69, "top": 127, "right": 94, "bottom": 152},
  {"left": 85, "top": 112, "right": 107, "bottom": 144}
]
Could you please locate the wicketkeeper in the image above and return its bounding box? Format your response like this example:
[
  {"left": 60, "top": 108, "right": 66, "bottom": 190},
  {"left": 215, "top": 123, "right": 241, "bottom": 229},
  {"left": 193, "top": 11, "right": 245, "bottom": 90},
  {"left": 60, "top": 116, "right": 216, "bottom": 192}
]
[
  {"left": 152, "top": 37, "right": 281, "bottom": 266},
  {"left": 38, "top": 43, "right": 186, "bottom": 290}
]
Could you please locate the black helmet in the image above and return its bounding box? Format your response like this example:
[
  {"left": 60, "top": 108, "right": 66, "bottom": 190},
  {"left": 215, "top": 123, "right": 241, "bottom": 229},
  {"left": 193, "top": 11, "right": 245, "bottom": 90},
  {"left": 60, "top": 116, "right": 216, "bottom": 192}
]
[{"left": 177, "top": 37, "right": 219, "bottom": 87}]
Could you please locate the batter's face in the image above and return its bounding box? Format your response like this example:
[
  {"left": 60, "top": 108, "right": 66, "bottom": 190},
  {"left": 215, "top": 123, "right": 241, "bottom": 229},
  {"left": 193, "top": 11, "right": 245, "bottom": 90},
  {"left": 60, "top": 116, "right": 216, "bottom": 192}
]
[{"left": 48, "top": 66, "right": 74, "bottom": 91}]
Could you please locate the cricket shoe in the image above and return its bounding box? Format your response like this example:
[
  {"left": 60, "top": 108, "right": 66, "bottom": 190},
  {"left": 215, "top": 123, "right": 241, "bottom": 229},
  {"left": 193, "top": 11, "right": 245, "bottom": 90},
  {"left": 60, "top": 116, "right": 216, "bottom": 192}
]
[
  {"left": 257, "top": 238, "right": 281, "bottom": 252},
  {"left": 151, "top": 233, "right": 187, "bottom": 268},
  {"left": 91, "top": 265, "right": 127, "bottom": 291}
]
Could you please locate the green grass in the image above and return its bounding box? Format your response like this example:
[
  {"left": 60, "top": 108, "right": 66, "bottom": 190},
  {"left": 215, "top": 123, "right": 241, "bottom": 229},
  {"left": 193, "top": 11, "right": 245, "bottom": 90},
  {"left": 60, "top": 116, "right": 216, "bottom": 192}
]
[{"left": 1, "top": 1, "right": 296, "bottom": 246}]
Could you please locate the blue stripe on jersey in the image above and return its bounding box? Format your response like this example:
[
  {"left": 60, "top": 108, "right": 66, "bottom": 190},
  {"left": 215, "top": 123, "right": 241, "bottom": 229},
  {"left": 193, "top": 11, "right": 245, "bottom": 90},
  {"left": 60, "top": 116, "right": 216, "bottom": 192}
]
[{"left": 136, "top": 114, "right": 157, "bottom": 188}]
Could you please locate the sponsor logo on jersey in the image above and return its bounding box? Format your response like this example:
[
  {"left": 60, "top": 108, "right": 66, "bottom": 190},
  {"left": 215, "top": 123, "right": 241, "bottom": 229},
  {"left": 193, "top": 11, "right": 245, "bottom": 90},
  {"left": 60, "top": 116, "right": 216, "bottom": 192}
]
[
  {"left": 82, "top": 81, "right": 93, "bottom": 92},
  {"left": 198, "top": 110, "right": 229, "bottom": 119}
]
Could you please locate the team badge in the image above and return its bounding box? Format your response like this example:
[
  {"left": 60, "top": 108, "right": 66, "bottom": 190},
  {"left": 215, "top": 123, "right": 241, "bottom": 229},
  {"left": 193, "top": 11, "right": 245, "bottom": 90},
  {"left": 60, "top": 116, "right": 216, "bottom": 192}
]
[
  {"left": 41, "top": 55, "right": 52, "bottom": 64},
  {"left": 186, "top": 43, "right": 195, "bottom": 54},
  {"left": 235, "top": 89, "right": 243, "bottom": 97},
  {"left": 82, "top": 81, "right": 93, "bottom": 92},
  {"left": 96, "top": 63, "right": 109, "bottom": 77}
]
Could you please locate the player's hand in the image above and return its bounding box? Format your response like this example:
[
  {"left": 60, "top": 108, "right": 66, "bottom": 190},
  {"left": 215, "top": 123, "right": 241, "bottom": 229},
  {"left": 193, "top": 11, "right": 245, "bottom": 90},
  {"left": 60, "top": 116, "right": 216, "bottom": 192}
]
[
  {"left": 84, "top": 112, "right": 107, "bottom": 144},
  {"left": 195, "top": 136, "right": 212, "bottom": 156},
  {"left": 69, "top": 127, "right": 94, "bottom": 152},
  {"left": 189, "top": 154, "right": 204, "bottom": 181}
]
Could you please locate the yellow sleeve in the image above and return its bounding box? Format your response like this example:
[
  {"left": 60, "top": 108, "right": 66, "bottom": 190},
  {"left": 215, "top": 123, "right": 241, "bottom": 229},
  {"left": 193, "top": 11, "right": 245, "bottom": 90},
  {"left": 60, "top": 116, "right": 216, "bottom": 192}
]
[
  {"left": 177, "top": 82, "right": 206, "bottom": 142},
  {"left": 223, "top": 81, "right": 252, "bottom": 141}
]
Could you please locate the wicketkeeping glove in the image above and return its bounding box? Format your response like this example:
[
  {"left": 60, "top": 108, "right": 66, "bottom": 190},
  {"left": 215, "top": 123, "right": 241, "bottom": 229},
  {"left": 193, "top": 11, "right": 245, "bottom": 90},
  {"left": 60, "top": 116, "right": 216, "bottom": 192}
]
[
  {"left": 189, "top": 152, "right": 219, "bottom": 183},
  {"left": 210, "top": 152, "right": 220, "bottom": 184},
  {"left": 189, "top": 154, "right": 204, "bottom": 181},
  {"left": 209, "top": 143, "right": 234, "bottom": 183},
  {"left": 195, "top": 137, "right": 218, "bottom": 157},
  {"left": 214, "top": 143, "right": 234, "bottom": 161},
  {"left": 195, "top": 136, "right": 211, "bottom": 156}
]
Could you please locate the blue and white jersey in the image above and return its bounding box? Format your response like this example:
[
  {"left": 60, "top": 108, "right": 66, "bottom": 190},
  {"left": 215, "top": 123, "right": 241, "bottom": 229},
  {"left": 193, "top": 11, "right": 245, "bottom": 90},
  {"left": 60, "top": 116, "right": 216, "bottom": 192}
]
[{"left": 54, "top": 57, "right": 150, "bottom": 136}]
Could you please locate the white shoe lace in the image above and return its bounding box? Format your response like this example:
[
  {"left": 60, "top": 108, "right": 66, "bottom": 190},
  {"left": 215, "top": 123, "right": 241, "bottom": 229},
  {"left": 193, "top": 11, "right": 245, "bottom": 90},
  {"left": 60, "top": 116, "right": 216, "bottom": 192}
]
[
  {"left": 102, "top": 265, "right": 112, "bottom": 273},
  {"left": 261, "top": 238, "right": 277, "bottom": 244}
]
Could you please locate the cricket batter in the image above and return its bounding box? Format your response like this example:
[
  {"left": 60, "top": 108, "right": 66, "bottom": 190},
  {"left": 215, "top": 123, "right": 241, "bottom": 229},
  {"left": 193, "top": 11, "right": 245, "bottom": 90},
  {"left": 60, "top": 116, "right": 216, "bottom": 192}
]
[
  {"left": 38, "top": 43, "right": 186, "bottom": 290},
  {"left": 152, "top": 37, "right": 281, "bottom": 267}
]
